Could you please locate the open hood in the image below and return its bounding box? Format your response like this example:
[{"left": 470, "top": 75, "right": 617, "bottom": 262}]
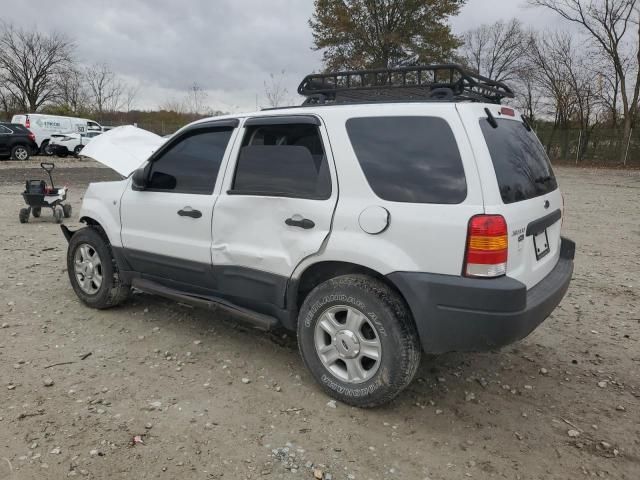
[{"left": 80, "top": 125, "right": 166, "bottom": 176}]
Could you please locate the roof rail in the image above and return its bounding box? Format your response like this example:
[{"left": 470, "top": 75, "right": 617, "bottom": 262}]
[{"left": 298, "top": 64, "right": 514, "bottom": 105}]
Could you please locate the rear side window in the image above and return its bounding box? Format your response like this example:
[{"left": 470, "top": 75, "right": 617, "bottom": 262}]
[
  {"left": 480, "top": 119, "right": 558, "bottom": 204},
  {"left": 231, "top": 123, "right": 331, "bottom": 199},
  {"left": 346, "top": 116, "right": 467, "bottom": 204},
  {"left": 0, "top": 125, "right": 12, "bottom": 134},
  {"left": 148, "top": 127, "right": 233, "bottom": 194}
]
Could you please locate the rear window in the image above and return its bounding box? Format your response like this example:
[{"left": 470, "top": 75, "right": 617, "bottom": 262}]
[
  {"left": 346, "top": 116, "right": 467, "bottom": 204},
  {"left": 480, "top": 119, "right": 558, "bottom": 204}
]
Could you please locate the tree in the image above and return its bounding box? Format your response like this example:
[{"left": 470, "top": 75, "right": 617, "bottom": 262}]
[
  {"left": 460, "top": 20, "right": 528, "bottom": 82},
  {"left": 529, "top": 0, "right": 640, "bottom": 163},
  {"left": 186, "top": 82, "right": 208, "bottom": 114},
  {"left": 53, "top": 66, "right": 88, "bottom": 115},
  {"left": 0, "top": 22, "right": 74, "bottom": 112},
  {"left": 84, "top": 63, "right": 125, "bottom": 114},
  {"left": 264, "top": 70, "right": 290, "bottom": 108},
  {"left": 124, "top": 83, "right": 140, "bottom": 112},
  {"left": 310, "top": 0, "right": 466, "bottom": 70}
]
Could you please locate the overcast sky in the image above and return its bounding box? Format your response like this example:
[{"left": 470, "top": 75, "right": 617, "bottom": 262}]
[{"left": 2, "top": 0, "right": 568, "bottom": 113}]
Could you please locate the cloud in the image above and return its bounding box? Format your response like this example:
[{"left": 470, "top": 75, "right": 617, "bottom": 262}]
[{"left": 2, "top": 0, "right": 571, "bottom": 112}]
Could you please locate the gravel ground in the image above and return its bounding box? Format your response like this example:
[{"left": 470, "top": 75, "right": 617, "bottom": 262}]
[{"left": 0, "top": 160, "right": 638, "bottom": 479}]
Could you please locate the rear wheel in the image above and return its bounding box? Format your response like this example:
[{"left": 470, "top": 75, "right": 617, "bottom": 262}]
[
  {"left": 297, "top": 274, "right": 421, "bottom": 408},
  {"left": 73, "top": 145, "right": 84, "bottom": 156},
  {"left": 67, "top": 227, "right": 130, "bottom": 309},
  {"left": 54, "top": 208, "right": 63, "bottom": 223},
  {"left": 32, "top": 207, "right": 41, "bottom": 218},
  {"left": 11, "top": 145, "right": 30, "bottom": 161},
  {"left": 19, "top": 208, "right": 30, "bottom": 223},
  {"left": 41, "top": 141, "right": 54, "bottom": 156},
  {"left": 62, "top": 204, "right": 72, "bottom": 218}
]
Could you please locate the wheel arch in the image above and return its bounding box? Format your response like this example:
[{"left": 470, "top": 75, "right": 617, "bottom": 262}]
[{"left": 285, "top": 260, "right": 412, "bottom": 329}]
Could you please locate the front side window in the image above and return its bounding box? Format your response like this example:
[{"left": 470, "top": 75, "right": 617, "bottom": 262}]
[
  {"left": 231, "top": 123, "right": 331, "bottom": 199},
  {"left": 0, "top": 125, "right": 12, "bottom": 134},
  {"left": 346, "top": 116, "right": 467, "bottom": 204},
  {"left": 148, "top": 127, "right": 233, "bottom": 194}
]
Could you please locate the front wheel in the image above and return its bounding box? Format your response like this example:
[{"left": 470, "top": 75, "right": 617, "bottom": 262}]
[
  {"left": 19, "top": 208, "right": 30, "bottom": 223},
  {"left": 11, "top": 145, "right": 30, "bottom": 161},
  {"left": 67, "top": 227, "right": 130, "bottom": 309},
  {"left": 62, "top": 204, "right": 72, "bottom": 218},
  {"left": 297, "top": 274, "right": 421, "bottom": 408},
  {"left": 73, "top": 145, "right": 84, "bottom": 156}
]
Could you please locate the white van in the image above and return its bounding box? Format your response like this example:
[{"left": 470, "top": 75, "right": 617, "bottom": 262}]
[{"left": 11, "top": 114, "right": 103, "bottom": 154}]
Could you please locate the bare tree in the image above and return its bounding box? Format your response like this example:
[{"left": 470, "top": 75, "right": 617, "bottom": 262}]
[
  {"left": 264, "top": 71, "right": 290, "bottom": 108},
  {"left": 84, "top": 63, "right": 125, "bottom": 114},
  {"left": 529, "top": 0, "right": 640, "bottom": 163},
  {"left": 460, "top": 19, "right": 528, "bottom": 82},
  {"left": 124, "top": 83, "right": 140, "bottom": 112},
  {"left": 54, "top": 66, "right": 88, "bottom": 114},
  {"left": 160, "top": 97, "right": 187, "bottom": 114},
  {"left": 186, "top": 83, "right": 208, "bottom": 114},
  {"left": 0, "top": 22, "right": 74, "bottom": 112}
]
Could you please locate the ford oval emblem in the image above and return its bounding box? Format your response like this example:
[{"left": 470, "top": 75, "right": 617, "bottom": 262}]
[{"left": 544, "top": 200, "right": 550, "bottom": 209}]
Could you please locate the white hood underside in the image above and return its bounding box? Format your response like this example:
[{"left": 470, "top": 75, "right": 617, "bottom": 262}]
[{"left": 80, "top": 125, "right": 166, "bottom": 176}]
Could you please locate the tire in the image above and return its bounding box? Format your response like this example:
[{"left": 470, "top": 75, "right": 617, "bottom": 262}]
[
  {"left": 11, "top": 145, "right": 30, "bottom": 161},
  {"left": 41, "top": 141, "right": 54, "bottom": 156},
  {"left": 54, "top": 208, "right": 63, "bottom": 224},
  {"left": 67, "top": 227, "right": 130, "bottom": 309},
  {"left": 73, "top": 145, "right": 84, "bottom": 156},
  {"left": 32, "top": 207, "right": 41, "bottom": 218},
  {"left": 19, "top": 208, "right": 30, "bottom": 224},
  {"left": 297, "top": 274, "right": 421, "bottom": 408},
  {"left": 62, "top": 204, "right": 72, "bottom": 218}
]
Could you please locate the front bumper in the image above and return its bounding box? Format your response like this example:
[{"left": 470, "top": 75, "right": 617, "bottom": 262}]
[{"left": 388, "top": 237, "right": 575, "bottom": 354}]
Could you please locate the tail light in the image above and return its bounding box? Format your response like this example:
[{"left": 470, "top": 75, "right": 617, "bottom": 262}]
[
  {"left": 25, "top": 116, "right": 30, "bottom": 128},
  {"left": 464, "top": 215, "right": 508, "bottom": 278},
  {"left": 28, "top": 132, "right": 36, "bottom": 142}
]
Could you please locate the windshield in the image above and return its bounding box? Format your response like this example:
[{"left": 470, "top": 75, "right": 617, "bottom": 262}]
[{"left": 480, "top": 119, "right": 557, "bottom": 204}]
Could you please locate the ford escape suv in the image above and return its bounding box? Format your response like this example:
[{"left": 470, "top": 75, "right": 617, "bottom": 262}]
[{"left": 62, "top": 65, "right": 574, "bottom": 407}]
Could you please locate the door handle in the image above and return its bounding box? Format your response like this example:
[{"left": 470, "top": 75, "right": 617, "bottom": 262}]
[
  {"left": 285, "top": 217, "right": 315, "bottom": 229},
  {"left": 178, "top": 207, "right": 202, "bottom": 219}
]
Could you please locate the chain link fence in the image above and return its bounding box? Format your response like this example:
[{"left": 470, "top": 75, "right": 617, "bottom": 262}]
[{"left": 535, "top": 126, "right": 639, "bottom": 167}]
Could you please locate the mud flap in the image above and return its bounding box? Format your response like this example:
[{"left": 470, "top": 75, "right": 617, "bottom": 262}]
[{"left": 60, "top": 225, "right": 76, "bottom": 242}]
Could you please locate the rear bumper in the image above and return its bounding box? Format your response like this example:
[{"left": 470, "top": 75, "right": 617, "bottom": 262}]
[{"left": 388, "top": 237, "right": 575, "bottom": 354}]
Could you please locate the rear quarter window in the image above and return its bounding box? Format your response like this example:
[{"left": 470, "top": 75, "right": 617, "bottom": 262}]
[{"left": 346, "top": 116, "right": 467, "bottom": 204}]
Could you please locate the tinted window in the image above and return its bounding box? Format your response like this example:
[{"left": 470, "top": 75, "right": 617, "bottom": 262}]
[
  {"left": 480, "top": 119, "right": 558, "bottom": 204},
  {"left": 346, "top": 117, "right": 467, "bottom": 204},
  {"left": 231, "top": 124, "right": 331, "bottom": 199},
  {"left": 0, "top": 126, "right": 11, "bottom": 134},
  {"left": 148, "top": 128, "right": 232, "bottom": 194}
]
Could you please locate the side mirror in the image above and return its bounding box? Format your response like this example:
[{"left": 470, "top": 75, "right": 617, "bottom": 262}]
[{"left": 131, "top": 167, "right": 148, "bottom": 191}]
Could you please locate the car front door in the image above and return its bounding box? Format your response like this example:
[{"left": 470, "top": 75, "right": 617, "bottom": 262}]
[
  {"left": 211, "top": 115, "right": 338, "bottom": 308},
  {"left": 119, "top": 121, "right": 238, "bottom": 292},
  {"left": 0, "top": 125, "right": 12, "bottom": 155}
]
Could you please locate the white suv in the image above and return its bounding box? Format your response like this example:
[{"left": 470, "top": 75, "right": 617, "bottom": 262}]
[{"left": 62, "top": 66, "right": 575, "bottom": 407}]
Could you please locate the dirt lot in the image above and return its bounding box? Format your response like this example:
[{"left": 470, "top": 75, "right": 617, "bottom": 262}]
[{"left": 0, "top": 159, "right": 638, "bottom": 480}]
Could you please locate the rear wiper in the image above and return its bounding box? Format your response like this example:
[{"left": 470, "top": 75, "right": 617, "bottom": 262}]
[{"left": 534, "top": 175, "right": 552, "bottom": 184}]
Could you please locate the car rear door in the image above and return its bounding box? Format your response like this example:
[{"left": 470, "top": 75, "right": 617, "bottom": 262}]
[
  {"left": 458, "top": 104, "right": 563, "bottom": 289},
  {"left": 119, "top": 120, "right": 239, "bottom": 291},
  {"left": 210, "top": 115, "right": 337, "bottom": 307}
]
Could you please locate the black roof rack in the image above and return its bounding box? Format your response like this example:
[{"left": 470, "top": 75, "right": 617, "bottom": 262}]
[{"left": 298, "top": 64, "right": 514, "bottom": 105}]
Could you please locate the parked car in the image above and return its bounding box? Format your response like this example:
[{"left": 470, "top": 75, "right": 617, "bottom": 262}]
[
  {"left": 61, "top": 65, "right": 575, "bottom": 407},
  {"left": 0, "top": 122, "right": 38, "bottom": 160},
  {"left": 11, "top": 113, "right": 103, "bottom": 155},
  {"left": 49, "top": 131, "right": 103, "bottom": 157}
]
